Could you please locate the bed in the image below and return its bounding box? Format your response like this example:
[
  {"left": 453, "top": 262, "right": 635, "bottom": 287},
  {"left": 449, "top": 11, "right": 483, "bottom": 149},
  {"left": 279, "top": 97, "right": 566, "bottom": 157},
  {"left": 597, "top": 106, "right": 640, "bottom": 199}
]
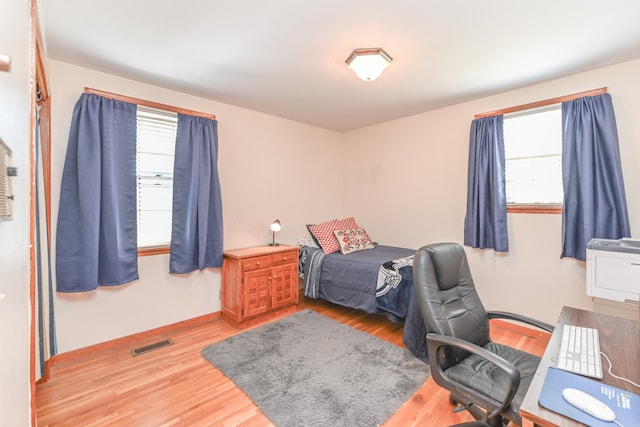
[{"left": 299, "top": 243, "right": 428, "bottom": 362}]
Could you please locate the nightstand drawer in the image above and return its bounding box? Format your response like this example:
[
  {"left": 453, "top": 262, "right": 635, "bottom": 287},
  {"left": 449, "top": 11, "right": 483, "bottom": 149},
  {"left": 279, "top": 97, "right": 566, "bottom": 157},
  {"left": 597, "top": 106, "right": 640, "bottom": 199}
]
[
  {"left": 243, "top": 255, "right": 272, "bottom": 271},
  {"left": 272, "top": 250, "right": 296, "bottom": 266}
]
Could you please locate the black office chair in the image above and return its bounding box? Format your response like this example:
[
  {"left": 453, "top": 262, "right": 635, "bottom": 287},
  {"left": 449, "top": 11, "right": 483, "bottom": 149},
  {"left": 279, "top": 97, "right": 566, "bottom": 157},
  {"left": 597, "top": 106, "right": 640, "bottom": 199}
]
[{"left": 413, "top": 242, "right": 553, "bottom": 427}]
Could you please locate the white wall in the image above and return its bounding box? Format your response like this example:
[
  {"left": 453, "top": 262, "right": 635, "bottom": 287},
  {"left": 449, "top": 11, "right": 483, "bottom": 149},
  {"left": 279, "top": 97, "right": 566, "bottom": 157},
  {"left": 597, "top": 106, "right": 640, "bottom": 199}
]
[
  {"left": 343, "top": 59, "right": 640, "bottom": 324},
  {"left": 0, "top": 0, "right": 33, "bottom": 425},
  {"left": 49, "top": 60, "right": 344, "bottom": 353},
  {"left": 48, "top": 59, "right": 640, "bottom": 352}
]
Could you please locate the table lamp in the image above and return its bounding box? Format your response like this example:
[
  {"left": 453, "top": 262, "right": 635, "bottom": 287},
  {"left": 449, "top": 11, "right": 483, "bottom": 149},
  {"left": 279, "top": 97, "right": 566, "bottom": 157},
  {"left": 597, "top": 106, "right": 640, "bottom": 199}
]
[{"left": 269, "top": 219, "right": 281, "bottom": 246}]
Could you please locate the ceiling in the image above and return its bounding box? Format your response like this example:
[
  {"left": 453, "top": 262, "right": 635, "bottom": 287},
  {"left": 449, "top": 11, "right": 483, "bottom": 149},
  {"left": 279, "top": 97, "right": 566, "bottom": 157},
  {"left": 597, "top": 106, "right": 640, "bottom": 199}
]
[{"left": 40, "top": 1, "right": 640, "bottom": 132}]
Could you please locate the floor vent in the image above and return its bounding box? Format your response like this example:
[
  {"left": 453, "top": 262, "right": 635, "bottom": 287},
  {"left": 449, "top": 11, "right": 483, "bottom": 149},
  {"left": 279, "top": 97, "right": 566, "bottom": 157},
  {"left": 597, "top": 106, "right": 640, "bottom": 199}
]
[{"left": 131, "top": 339, "right": 173, "bottom": 357}]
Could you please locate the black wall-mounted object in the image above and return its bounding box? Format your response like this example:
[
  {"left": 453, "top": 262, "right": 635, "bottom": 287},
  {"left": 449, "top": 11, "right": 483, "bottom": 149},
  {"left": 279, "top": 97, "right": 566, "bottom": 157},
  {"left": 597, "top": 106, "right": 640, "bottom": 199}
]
[{"left": 0, "top": 137, "right": 14, "bottom": 220}]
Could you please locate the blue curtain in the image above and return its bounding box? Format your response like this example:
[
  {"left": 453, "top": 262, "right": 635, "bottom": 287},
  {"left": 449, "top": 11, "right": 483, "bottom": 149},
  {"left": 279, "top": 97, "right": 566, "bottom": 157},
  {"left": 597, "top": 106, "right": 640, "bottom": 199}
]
[
  {"left": 35, "top": 108, "right": 57, "bottom": 376},
  {"left": 169, "top": 114, "right": 224, "bottom": 273},
  {"left": 561, "top": 93, "right": 630, "bottom": 261},
  {"left": 56, "top": 93, "right": 139, "bottom": 292},
  {"left": 463, "top": 115, "right": 509, "bottom": 252}
]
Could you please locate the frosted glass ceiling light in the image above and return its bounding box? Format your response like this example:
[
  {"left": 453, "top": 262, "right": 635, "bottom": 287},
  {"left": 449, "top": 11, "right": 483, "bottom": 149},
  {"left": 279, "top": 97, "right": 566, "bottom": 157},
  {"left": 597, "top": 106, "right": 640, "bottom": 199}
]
[{"left": 345, "top": 48, "right": 393, "bottom": 81}]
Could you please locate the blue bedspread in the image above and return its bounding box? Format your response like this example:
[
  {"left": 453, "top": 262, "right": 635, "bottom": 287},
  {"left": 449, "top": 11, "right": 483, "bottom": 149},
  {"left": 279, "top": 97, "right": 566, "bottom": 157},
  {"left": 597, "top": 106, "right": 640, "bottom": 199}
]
[
  {"left": 376, "top": 256, "right": 414, "bottom": 319},
  {"left": 300, "top": 244, "right": 428, "bottom": 363}
]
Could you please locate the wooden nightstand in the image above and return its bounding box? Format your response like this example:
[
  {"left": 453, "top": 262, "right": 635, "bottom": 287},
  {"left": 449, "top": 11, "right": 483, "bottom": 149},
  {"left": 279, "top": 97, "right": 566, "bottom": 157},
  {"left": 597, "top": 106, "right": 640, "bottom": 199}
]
[{"left": 221, "top": 245, "right": 299, "bottom": 325}]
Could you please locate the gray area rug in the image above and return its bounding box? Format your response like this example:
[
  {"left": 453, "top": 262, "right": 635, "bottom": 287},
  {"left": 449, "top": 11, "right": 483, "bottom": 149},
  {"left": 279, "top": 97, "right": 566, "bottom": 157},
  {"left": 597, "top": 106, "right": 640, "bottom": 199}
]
[{"left": 201, "top": 309, "right": 430, "bottom": 427}]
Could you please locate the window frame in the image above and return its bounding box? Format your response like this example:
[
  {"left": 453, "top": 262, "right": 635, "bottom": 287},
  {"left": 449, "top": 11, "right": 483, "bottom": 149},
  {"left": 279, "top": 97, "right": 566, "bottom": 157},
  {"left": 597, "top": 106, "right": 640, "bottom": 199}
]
[
  {"left": 136, "top": 106, "right": 177, "bottom": 252},
  {"left": 474, "top": 87, "right": 607, "bottom": 214},
  {"left": 504, "top": 105, "right": 563, "bottom": 212},
  {"left": 83, "top": 87, "right": 216, "bottom": 256}
]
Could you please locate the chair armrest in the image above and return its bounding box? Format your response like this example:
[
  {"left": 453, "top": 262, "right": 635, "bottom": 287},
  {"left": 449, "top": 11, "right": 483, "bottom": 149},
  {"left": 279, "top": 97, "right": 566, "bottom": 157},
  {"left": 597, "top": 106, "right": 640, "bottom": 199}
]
[
  {"left": 487, "top": 311, "right": 554, "bottom": 333},
  {"left": 426, "top": 333, "right": 520, "bottom": 420}
]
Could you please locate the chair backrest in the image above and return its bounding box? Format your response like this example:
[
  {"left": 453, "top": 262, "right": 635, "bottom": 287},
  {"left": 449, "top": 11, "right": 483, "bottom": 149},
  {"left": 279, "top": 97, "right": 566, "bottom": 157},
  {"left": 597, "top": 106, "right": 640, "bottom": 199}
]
[{"left": 413, "top": 242, "right": 490, "bottom": 369}]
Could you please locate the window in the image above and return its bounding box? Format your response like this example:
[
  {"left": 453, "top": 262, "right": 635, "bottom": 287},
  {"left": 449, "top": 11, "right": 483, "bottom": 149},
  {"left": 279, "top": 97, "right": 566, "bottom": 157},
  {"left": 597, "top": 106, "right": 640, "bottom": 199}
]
[
  {"left": 136, "top": 106, "right": 177, "bottom": 249},
  {"left": 503, "top": 105, "right": 563, "bottom": 209}
]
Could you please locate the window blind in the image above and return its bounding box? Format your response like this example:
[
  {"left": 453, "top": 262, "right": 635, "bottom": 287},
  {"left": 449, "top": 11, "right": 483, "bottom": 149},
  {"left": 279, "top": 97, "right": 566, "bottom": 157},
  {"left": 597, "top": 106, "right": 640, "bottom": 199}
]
[
  {"left": 136, "top": 106, "right": 178, "bottom": 247},
  {"left": 504, "top": 104, "right": 563, "bottom": 205}
]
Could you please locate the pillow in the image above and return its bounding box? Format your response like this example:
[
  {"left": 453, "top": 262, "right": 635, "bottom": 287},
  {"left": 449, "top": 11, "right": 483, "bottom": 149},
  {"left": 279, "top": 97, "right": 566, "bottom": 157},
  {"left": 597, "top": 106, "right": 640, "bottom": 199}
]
[
  {"left": 296, "top": 235, "right": 319, "bottom": 248},
  {"left": 305, "top": 224, "right": 321, "bottom": 248},
  {"left": 333, "top": 228, "right": 375, "bottom": 255},
  {"left": 308, "top": 217, "right": 359, "bottom": 254}
]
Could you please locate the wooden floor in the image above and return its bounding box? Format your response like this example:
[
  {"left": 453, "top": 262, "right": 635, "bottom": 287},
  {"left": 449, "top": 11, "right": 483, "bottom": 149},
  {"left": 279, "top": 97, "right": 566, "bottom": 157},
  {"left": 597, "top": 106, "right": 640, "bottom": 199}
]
[{"left": 36, "top": 296, "right": 550, "bottom": 426}]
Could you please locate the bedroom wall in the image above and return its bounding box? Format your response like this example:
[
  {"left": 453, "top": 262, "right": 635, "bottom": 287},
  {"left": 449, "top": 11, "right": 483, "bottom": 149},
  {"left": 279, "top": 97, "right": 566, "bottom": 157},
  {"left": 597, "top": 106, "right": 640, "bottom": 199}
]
[
  {"left": 49, "top": 60, "right": 345, "bottom": 353},
  {"left": 48, "top": 57, "right": 640, "bottom": 353},
  {"left": 0, "top": 1, "right": 33, "bottom": 425},
  {"left": 343, "top": 58, "right": 640, "bottom": 325}
]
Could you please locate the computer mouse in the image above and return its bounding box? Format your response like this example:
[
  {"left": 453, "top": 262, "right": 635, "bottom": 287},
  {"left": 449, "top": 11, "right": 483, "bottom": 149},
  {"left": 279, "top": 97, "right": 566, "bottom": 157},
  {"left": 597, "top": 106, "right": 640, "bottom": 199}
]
[{"left": 562, "top": 387, "right": 616, "bottom": 422}]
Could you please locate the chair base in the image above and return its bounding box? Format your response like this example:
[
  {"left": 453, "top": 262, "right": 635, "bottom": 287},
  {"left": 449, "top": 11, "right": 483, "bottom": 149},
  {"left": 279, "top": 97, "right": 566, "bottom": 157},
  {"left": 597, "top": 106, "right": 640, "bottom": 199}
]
[
  {"left": 450, "top": 422, "right": 491, "bottom": 427},
  {"left": 450, "top": 418, "right": 506, "bottom": 427},
  {"left": 449, "top": 393, "right": 506, "bottom": 427},
  {"left": 450, "top": 418, "right": 505, "bottom": 427}
]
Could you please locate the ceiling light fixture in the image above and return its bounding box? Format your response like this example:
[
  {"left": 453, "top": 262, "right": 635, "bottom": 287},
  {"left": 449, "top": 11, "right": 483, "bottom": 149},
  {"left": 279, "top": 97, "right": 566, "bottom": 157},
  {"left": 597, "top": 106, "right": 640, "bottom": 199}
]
[{"left": 345, "top": 48, "right": 393, "bottom": 81}]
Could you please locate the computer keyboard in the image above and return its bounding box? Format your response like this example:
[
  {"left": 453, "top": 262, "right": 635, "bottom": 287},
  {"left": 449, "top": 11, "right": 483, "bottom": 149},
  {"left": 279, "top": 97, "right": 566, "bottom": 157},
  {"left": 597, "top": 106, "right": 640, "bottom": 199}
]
[{"left": 556, "top": 324, "right": 603, "bottom": 379}]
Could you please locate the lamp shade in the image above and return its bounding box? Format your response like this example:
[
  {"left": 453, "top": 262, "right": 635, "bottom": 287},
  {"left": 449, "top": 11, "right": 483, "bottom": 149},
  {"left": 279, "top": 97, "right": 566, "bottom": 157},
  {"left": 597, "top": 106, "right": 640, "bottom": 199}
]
[{"left": 345, "top": 48, "right": 393, "bottom": 81}]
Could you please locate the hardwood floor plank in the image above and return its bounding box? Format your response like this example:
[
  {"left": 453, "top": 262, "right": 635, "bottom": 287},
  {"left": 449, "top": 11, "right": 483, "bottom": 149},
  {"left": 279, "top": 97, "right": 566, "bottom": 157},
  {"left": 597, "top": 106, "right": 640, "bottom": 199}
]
[{"left": 36, "top": 295, "right": 550, "bottom": 426}]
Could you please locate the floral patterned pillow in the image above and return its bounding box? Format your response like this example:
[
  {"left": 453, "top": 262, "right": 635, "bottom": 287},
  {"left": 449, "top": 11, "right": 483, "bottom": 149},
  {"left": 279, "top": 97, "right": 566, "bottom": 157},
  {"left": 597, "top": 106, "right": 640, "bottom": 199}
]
[
  {"left": 309, "top": 217, "right": 359, "bottom": 254},
  {"left": 333, "top": 228, "right": 375, "bottom": 255}
]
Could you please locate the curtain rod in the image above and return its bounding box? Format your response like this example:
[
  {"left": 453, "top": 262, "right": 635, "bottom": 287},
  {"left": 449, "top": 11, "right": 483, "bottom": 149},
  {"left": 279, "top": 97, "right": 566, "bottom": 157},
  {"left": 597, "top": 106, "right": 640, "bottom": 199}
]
[
  {"left": 84, "top": 87, "right": 216, "bottom": 120},
  {"left": 474, "top": 87, "right": 607, "bottom": 119}
]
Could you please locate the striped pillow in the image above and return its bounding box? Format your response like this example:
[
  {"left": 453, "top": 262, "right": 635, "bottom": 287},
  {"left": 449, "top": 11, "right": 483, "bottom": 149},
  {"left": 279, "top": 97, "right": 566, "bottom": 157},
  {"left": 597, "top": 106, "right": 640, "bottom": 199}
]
[{"left": 309, "top": 217, "right": 359, "bottom": 254}]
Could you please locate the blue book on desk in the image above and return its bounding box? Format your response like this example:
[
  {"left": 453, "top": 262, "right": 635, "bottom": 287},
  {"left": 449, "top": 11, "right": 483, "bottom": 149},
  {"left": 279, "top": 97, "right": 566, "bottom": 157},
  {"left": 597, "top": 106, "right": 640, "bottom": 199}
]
[{"left": 539, "top": 367, "right": 640, "bottom": 426}]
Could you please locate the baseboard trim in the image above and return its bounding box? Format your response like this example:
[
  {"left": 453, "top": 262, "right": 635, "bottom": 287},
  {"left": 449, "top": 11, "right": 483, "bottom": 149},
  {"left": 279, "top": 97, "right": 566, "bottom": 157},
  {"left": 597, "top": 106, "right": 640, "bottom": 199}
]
[
  {"left": 46, "top": 311, "right": 547, "bottom": 368},
  {"left": 49, "top": 311, "right": 222, "bottom": 366}
]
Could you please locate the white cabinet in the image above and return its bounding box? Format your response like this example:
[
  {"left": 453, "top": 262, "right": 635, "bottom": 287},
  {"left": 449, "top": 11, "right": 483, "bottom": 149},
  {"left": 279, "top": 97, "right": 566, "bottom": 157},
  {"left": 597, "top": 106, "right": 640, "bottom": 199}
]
[{"left": 586, "top": 238, "right": 640, "bottom": 303}]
